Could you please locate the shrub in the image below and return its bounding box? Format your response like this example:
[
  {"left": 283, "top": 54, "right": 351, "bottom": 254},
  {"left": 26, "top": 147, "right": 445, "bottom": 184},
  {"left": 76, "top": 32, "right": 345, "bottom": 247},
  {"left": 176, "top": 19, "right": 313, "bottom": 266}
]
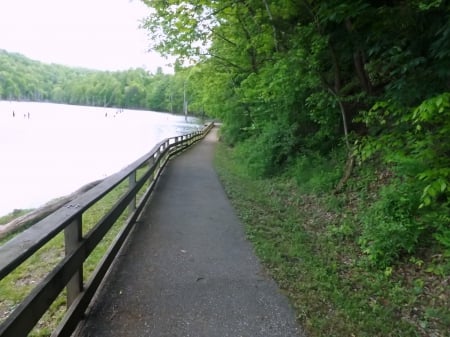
[
  {"left": 359, "top": 179, "right": 425, "bottom": 268},
  {"left": 235, "top": 121, "right": 299, "bottom": 177},
  {"left": 291, "top": 149, "right": 344, "bottom": 193}
]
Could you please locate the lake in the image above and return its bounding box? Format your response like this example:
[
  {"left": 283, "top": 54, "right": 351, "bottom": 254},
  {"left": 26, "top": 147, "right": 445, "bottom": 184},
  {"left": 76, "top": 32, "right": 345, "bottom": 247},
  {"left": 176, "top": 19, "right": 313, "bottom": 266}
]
[{"left": 0, "top": 101, "right": 202, "bottom": 217}]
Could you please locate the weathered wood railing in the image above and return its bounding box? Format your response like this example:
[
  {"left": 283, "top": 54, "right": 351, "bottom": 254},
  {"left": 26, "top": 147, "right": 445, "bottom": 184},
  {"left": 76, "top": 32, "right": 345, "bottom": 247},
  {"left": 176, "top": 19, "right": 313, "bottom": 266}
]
[{"left": 0, "top": 122, "right": 214, "bottom": 337}]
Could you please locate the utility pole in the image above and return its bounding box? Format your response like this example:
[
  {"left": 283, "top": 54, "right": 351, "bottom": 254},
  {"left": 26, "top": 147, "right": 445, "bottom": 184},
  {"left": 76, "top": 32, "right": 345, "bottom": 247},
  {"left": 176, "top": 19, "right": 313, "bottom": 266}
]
[{"left": 183, "top": 80, "right": 188, "bottom": 121}]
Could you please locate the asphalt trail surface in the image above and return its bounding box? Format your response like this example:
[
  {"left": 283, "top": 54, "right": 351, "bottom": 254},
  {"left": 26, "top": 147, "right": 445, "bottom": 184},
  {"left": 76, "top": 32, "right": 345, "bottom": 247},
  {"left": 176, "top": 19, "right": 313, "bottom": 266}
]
[{"left": 77, "top": 127, "right": 304, "bottom": 337}]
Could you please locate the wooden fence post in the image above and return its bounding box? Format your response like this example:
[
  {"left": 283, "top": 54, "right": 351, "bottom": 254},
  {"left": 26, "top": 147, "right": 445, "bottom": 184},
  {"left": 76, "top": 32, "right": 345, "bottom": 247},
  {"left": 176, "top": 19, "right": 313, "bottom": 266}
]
[
  {"left": 64, "top": 215, "right": 83, "bottom": 308},
  {"left": 128, "top": 171, "right": 137, "bottom": 214}
]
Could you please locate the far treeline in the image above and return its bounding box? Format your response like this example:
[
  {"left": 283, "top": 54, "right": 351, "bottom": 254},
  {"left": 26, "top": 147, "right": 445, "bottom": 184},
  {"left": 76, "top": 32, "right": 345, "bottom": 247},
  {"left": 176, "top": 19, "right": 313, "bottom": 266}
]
[{"left": 0, "top": 49, "right": 204, "bottom": 115}]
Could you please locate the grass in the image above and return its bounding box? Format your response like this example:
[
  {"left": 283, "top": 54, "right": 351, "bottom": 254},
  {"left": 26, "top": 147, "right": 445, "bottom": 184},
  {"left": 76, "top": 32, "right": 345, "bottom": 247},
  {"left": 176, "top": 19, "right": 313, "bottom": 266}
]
[
  {"left": 214, "top": 141, "right": 449, "bottom": 337},
  {"left": 0, "top": 166, "right": 151, "bottom": 337},
  {"left": 0, "top": 209, "right": 34, "bottom": 225},
  {"left": 0, "top": 209, "right": 35, "bottom": 245}
]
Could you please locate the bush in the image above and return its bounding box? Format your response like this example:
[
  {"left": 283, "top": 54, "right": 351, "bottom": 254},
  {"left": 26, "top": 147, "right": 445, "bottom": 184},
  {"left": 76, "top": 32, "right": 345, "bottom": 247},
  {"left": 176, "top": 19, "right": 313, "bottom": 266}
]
[
  {"left": 423, "top": 201, "right": 450, "bottom": 256},
  {"left": 291, "top": 149, "right": 344, "bottom": 193},
  {"left": 359, "top": 179, "right": 425, "bottom": 268},
  {"left": 235, "top": 121, "right": 299, "bottom": 177},
  {"left": 220, "top": 122, "right": 250, "bottom": 146}
]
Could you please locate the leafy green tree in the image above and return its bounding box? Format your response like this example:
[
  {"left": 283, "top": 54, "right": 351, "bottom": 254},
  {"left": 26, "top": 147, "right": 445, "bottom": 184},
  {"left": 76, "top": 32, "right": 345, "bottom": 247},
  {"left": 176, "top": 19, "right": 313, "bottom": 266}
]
[{"left": 140, "top": 0, "right": 450, "bottom": 264}]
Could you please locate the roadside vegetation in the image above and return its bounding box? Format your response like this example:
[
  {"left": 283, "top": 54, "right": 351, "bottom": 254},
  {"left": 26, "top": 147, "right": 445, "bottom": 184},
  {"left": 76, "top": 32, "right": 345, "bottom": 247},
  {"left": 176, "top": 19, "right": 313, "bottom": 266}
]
[{"left": 215, "top": 141, "right": 449, "bottom": 337}]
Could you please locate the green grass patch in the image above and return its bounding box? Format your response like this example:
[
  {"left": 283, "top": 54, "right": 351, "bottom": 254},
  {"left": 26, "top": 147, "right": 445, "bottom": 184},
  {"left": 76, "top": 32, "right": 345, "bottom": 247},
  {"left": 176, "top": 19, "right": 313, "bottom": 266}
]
[
  {"left": 0, "top": 209, "right": 34, "bottom": 225},
  {"left": 214, "top": 141, "right": 449, "bottom": 337},
  {"left": 0, "top": 209, "right": 36, "bottom": 245}
]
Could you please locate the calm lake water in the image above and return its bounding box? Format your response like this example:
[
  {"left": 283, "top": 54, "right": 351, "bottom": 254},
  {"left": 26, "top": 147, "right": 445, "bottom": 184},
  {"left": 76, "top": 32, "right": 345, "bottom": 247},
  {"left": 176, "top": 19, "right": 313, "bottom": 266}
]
[{"left": 0, "top": 101, "right": 202, "bottom": 216}]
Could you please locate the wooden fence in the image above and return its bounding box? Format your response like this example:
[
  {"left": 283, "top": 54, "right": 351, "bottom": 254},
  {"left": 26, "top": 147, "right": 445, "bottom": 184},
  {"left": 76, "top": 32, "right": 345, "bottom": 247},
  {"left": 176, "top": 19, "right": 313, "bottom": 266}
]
[{"left": 0, "top": 122, "right": 214, "bottom": 337}]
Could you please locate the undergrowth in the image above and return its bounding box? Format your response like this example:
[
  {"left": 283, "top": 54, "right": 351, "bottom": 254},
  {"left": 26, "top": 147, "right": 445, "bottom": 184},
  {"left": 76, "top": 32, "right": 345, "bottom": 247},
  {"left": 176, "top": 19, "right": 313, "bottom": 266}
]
[{"left": 214, "top": 141, "right": 449, "bottom": 337}]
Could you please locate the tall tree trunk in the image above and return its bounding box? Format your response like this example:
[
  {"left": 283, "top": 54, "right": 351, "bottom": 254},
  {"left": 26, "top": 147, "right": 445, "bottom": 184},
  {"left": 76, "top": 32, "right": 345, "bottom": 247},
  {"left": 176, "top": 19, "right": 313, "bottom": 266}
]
[
  {"left": 353, "top": 50, "right": 373, "bottom": 95},
  {"left": 262, "top": 0, "right": 279, "bottom": 52},
  {"left": 327, "top": 42, "right": 355, "bottom": 193},
  {"left": 345, "top": 18, "right": 373, "bottom": 95},
  {"left": 327, "top": 87, "right": 355, "bottom": 193},
  {"left": 329, "top": 42, "right": 342, "bottom": 96}
]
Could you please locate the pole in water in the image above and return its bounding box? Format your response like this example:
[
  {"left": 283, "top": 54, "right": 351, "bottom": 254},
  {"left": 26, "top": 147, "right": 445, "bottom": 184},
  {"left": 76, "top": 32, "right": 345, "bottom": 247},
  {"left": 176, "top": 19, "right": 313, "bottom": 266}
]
[
  {"left": 184, "top": 100, "right": 188, "bottom": 121},
  {"left": 183, "top": 80, "right": 188, "bottom": 121}
]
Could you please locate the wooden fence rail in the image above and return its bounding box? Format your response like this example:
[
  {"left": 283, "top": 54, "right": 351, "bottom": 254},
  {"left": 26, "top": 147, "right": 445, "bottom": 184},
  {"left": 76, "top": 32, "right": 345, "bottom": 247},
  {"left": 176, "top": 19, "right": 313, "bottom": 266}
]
[{"left": 0, "top": 122, "right": 214, "bottom": 337}]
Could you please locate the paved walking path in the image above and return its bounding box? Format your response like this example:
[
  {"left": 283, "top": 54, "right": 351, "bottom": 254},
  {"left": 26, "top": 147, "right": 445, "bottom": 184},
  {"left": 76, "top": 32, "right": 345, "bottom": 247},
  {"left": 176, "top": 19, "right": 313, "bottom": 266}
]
[{"left": 77, "top": 127, "right": 304, "bottom": 337}]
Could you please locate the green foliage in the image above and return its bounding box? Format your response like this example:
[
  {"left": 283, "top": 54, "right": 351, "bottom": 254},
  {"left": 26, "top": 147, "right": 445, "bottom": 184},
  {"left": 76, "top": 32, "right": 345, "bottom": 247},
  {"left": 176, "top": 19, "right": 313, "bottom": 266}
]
[
  {"left": 234, "top": 120, "right": 299, "bottom": 177},
  {"left": 413, "top": 93, "right": 450, "bottom": 209},
  {"left": 0, "top": 50, "right": 209, "bottom": 116},
  {"left": 214, "top": 143, "right": 449, "bottom": 337},
  {"left": 139, "top": 0, "right": 450, "bottom": 267},
  {"left": 427, "top": 205, "right": 450, "bottom": 254},
  {"left": 219, "top": 120, "right": 250, "bottom": 145},
  {"left": 291, "top": 149, "right": 344, "bottom": 194},
  {"left": 359, "top": 179, "right": 425, "bottom": 268},
  {"left": 359, "top": 92, "right": 450, "bottom": 261}
]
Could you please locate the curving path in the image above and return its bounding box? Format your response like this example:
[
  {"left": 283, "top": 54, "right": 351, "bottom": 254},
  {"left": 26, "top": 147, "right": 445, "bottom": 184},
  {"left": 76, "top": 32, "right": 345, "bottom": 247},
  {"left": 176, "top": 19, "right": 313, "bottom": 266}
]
[{"left": 77, "top": 127, "right": 304, "bottom": 337}]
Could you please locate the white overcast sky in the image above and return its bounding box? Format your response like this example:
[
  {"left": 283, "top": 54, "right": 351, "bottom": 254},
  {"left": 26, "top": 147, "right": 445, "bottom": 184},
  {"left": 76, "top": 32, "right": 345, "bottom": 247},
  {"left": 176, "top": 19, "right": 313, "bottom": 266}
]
[{"left": 0, "top": 0, "right": 172, "bottom": 72}]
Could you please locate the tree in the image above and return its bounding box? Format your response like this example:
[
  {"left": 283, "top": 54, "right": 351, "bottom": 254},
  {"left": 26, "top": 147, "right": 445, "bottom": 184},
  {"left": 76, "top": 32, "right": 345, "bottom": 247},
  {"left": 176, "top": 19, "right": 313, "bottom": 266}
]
[{"left": 140, "top": 0, "right": 450, "bottom": 262}]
